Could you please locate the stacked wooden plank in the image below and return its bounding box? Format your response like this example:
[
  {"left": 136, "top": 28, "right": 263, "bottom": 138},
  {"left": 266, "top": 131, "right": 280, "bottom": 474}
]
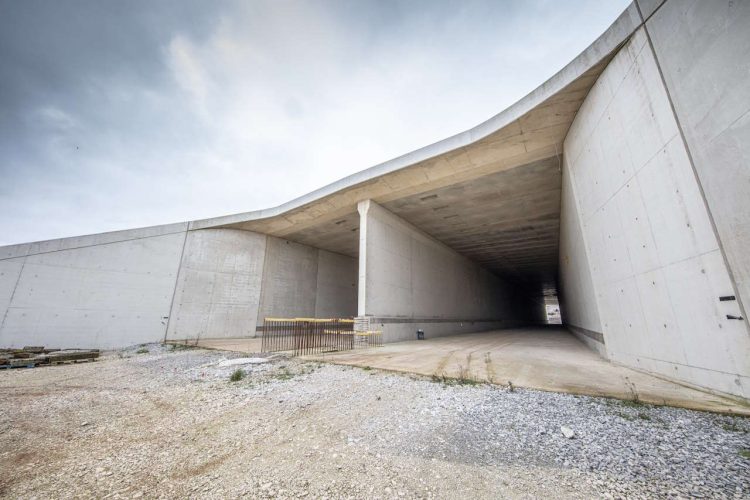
[{"left": 0, "top": 346, "right": 99, "bottom": 369}]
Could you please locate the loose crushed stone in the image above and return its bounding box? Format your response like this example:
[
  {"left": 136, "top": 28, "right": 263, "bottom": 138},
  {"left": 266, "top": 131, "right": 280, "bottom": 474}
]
[{"left": 1, "top": 343, "right": 748, "bottom": 499}]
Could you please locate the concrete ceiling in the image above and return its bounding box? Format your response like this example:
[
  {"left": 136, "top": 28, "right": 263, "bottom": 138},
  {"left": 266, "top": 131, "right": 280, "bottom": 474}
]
[
  {"left": 276, "top": 155, "right": 562, "bottom": 294},
  {"left": 383, "top": 156, "right": 562, "bottom": 295}
]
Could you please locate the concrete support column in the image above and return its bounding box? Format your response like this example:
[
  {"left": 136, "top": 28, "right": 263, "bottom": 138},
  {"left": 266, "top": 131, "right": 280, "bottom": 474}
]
[{"left": 357, "top": 200, "right": 371, "bottom": 317}]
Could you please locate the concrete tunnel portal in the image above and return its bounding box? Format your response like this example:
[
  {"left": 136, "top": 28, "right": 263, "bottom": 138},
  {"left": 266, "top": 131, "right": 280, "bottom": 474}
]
[
  {"left": 1, "top": 0, "right": 749, "bottom": 403},
  {"left": 298, "top": 155, "right": 568, "bottom": 344}
]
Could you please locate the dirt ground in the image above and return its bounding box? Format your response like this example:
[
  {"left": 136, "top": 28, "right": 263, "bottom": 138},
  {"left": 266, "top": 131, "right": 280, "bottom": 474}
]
[{"left": 1, "top": 344, "right": 748, "bottom": 499}]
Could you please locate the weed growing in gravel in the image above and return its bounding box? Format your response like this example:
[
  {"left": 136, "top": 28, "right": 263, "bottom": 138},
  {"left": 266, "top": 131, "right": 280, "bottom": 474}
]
[
  {"left": 616, "top": 412, "right": 636, "bottom": 421},
  {"left": 229, "top": 369, "right": 245, "bottom": 382},
  {"left": 300, "top": 363, "right": 320, "bottom": 375},
  {"left": 624, "top": 377, "right": 642, "bottom": 405},
  {"left": 739, "top": 449, "right": 750, "bottom": 459},
  {"left": 169, "top": 343, "right": 197, "bottom": 352},
  {"left": 619, "top": 399, "right": 646, "bottom": 408},
  {"left": 722, "top": 422, "right": 748, "bottom": 433},
  {"left": 362, "top": 366, "right": 372, "bottom": 371},
  {"left": 637, "top": 412, "right": 651, "bottom": 421},
  {"left": 430, "top": 374, "right": 456, "bottom": 387},
  {"left": 136, "top": 347, "right": 149, "bottom": 354},
  {"left": 430, "top": 371, "right": 480, "bottom": 387},
  {"left": 456, "top": 365, "right": 479, "bottom": 385},
  {"left": 273, "top": 367, "right": 295, "bottom": 381},
  {"left": 457, "top": 376, "right": 480, "bottom": 386}
]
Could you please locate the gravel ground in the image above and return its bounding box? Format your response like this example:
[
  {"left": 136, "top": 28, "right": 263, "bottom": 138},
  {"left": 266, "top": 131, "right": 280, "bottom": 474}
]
[{"left": 1, "top": 344, "right": 748, "bottom": 499}]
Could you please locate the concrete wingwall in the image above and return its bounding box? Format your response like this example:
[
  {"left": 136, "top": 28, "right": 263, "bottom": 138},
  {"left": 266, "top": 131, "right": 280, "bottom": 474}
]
[
  {"left": 254, "top": 236, "right": 357, "bottom": 327},
  {"left": 0, "top": 226, "right": 357, "bottom": 349},
  {"left": 559, "top": 20, "right": 750, "bottom": 398},
  {"left": 358, "top": 200, "right": 544, "bottom": 343}
]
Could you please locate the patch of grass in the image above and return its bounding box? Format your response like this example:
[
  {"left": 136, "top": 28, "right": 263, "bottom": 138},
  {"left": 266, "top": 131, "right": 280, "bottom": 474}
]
[
  {"left": 619, "top": 399, "right": 646, "bottom": 408},
  {"left": 296, "top": 363, "right": 320, "bottom": 376},
  {"left": 135, "top": 347, "right": 149, "bottom": 354},
  {"left": 722, "top": 422, "right": 748, "bottom": 434},
  {"left": 272, "top": 367, "right": 295, "bottom": 381},
  {"left": 457, "top": 376, "right": 480, "bottom": 386},
  {"left": 637, "top": 412, "right": 651, "bottom": 421},
  {"left": 430, "top": 374, "right": 455, "bottom": 387},
  {"left": 229, "top": 369, "right": 245, "bottom": 382},
  {"left": 362, "top": 366, "right": 372, "bottom": 371},
  {"left": 739, "top": 449, "right": 750, "bottom": 460}
]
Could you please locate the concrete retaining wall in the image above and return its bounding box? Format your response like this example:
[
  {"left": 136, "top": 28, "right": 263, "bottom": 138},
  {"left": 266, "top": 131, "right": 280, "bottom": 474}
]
[
  {"left": 0, "top": 225, "right": 187, "bottom": 349},
  {"left": 560, "top": 25, "right": 750, "bottom": 398},
  {"left": 255, "top": 237, "right": 357, "bottom": 327},
  {"left": 314, "top": 250, "right": 358, "bottom": 318},
  {"left": 358, "top": 200, "right": 542, "bottom": 343},
  {"left": 0, "top": 225, "right": 358, "bottom": 348},
  {"left": 256, "top": 237, "right": 319, "bottom": 322}
]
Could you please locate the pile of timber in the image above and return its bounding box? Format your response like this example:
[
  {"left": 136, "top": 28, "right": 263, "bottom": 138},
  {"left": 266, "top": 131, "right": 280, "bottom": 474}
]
[{"left": 0, "top": 346, "right": 100, "bottom": 369}]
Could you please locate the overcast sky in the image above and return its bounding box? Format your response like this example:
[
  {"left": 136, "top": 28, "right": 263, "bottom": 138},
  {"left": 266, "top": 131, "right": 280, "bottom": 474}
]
[{"left": 0, "top": 0, "right": 629, "bottom": 245}]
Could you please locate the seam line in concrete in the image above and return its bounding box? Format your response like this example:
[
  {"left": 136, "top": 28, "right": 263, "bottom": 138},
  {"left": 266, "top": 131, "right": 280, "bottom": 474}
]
[
  {"left": 610, "top": 360, "right": 750, "bottom": 407},
  {"left": 0, "top": 256, "right": 27, "bottom": 339},
  {"left": 163, "top": 229, "right": 190, "bottom": 342},
  {"left": 615, "top": 351, "right": 749, "bottom": 379}
]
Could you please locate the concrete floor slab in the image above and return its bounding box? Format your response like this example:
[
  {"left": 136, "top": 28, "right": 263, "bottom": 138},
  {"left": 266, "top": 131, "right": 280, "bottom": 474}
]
[
  {"left": 308, "top": 327, "right": 749, "bottom": 415},
  {"left": 182, "top": 328, "right": 749, "bottom": 415}
]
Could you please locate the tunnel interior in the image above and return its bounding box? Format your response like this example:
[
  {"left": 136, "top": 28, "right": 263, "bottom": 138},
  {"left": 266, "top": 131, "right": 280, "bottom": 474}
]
[{"left": 271, "top": 153, "right": 566, "bottom": 331}]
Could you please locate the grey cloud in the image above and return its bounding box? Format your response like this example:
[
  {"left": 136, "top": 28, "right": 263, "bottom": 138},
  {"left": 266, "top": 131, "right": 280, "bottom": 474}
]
[{"left": 0, "top": 0, "right": 629, "bottom": 245}]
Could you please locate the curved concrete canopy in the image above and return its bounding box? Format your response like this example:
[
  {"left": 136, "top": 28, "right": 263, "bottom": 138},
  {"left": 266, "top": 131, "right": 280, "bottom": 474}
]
[
  {"left": 185, "top": 3, "right": 644, "bottom": 296},
  {"left": 0, "top": 3, "right": 645, "bottom": 297}
]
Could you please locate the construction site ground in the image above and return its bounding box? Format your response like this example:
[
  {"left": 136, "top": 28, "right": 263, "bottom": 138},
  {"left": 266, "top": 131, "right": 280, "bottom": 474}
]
[{"left": 1, "top": 343, "right": 749, "bottom": 499}]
